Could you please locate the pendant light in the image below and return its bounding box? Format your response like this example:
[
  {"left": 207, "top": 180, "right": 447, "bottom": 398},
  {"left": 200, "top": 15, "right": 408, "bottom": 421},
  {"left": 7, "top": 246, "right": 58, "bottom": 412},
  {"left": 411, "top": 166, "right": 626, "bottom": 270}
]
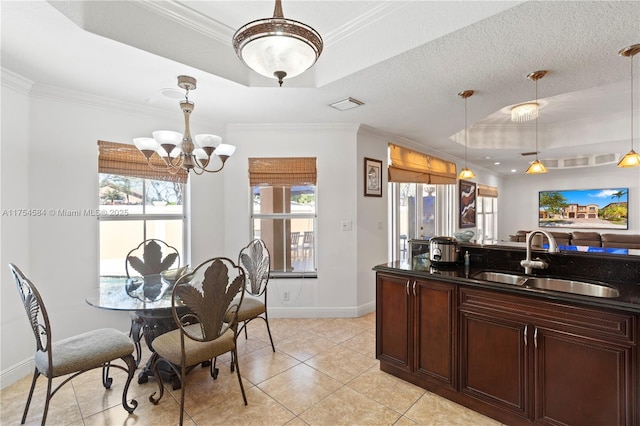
[
  {"left": 458, "top": 90, "right": 476, "bottom": 179},
  {"left": 617, "top": 44, "right": 640, "bottom": 168},
  {"left": 233, "top": 0, "right": 323, "bottom": 87},
  {"left": 524, "top": 70, "right": 548, "bottom": 174}
]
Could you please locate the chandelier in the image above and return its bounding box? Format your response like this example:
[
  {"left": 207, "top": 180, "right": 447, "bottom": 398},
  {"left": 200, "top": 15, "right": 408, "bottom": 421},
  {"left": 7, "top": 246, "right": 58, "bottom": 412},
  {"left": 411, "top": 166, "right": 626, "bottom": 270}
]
[
  {"left": 617, "top": 43, "right": 640, "bottom": 168},
  {"left": 133, "top": 76, "right": 235, "bottom": 175},
  {"left": 232, "top": 0, "right": 323, "bottom": 87},
  {"left": 511, "top": 102, "right": 538, "bottom": 122},
  {"left": 524, "top": 70, "right": 548, "bottom": 174},
  {"left": 458, "top": 90, "right": 476, "bottom": 180}
]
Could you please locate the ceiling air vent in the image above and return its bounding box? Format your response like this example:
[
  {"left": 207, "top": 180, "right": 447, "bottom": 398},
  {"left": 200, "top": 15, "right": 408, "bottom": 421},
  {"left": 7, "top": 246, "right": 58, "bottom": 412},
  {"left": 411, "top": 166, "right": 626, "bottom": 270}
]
[
  {"left": 595, "top": 153, "right": 617, "bottom": 165},
  {"left": 563, "top": 157, "right": 590, "bottom": 168},
  {"left": 544, "top": 159, "right": 560, "bottom": 168}
]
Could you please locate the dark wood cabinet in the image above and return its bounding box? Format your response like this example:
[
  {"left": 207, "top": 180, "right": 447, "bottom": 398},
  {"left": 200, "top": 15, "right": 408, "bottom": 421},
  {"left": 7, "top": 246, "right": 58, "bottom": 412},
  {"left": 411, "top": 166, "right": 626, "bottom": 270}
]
[
  {"left": 376, "top": 273, "right": 456, "bottom": 388},
  {"left": 459, "top": 287, "right": 636, "bottom": 426},
  {"left": 377, "top": 270, "right": 638, "bottom": 426},
  {"left": 459, "top": 307, "right": 530, "bottom": 418}
]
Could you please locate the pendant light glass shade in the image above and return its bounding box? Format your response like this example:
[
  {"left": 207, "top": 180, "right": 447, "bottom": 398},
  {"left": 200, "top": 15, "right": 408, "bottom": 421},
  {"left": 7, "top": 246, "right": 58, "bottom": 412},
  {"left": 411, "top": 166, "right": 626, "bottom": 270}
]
[
  {"left": 457, "top": 90, "right": 476, "bottom": 179},
  {"left": 233, "top": 0, "right": 323, "bottom": 86},
  {"left": 525, "top": 159, "right": 548, "bottom": 174},
  {"left": 617, "top": 43, "right": 640, "bottom": 168}
]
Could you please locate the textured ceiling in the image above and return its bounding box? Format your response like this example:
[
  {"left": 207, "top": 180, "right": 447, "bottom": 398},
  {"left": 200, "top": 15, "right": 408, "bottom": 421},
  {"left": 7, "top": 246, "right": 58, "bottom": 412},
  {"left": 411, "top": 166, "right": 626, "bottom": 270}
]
[{"left": 2, "top": 0, "right": 639, "bottom": 175}]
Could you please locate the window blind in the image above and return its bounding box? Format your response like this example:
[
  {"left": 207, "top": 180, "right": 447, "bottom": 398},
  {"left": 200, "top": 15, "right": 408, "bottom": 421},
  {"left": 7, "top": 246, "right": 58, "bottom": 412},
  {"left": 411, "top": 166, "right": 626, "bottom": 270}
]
[
  {"left": 388, "top": 143, "right": 457, "bottom": 184},
  {"left": 97, "top": 141, "right": 188, "bottom": 184},
  {"left": 478, "top": 184, "right": 499, "bottom": 197},
  {"left": 248, "top": 157, "right": 317, "bottom": 186}
]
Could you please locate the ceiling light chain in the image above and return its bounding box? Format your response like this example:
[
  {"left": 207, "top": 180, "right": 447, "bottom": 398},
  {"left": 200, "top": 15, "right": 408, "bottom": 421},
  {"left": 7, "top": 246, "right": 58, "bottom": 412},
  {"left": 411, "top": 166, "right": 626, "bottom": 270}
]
[
  {"left": 525, "top": 70, "right": 548, "bottom": 174},
  {"left": 133, "top": 75, "right": 235, "bottom": 176},
  {"left": 617, "top": 43, "right": 640, "bottom": 168},
  {"left": 458, "top": 90, "right": 476, "bottom": 180}
]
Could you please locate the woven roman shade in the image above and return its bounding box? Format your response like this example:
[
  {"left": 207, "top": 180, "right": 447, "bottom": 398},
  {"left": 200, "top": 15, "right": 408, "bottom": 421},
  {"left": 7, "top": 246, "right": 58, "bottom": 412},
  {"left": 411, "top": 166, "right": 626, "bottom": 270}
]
[
  {"left": 388, "top": 144, "right": 457, "bottom": 184},
  {"left": 478, "top": 184, "right": 499, "bottom": 197},
  {"left": 98, "top": 141, "right": 188, "bottom": 184},
  {"left": 249, "top": 157, "right": 317, "bottom": 186}
]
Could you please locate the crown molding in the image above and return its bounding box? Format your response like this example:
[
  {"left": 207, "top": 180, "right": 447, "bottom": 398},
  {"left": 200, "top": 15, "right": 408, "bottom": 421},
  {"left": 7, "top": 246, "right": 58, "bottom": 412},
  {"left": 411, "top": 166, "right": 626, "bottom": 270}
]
[
  {"left": 1, "top": 68, "right": 34, "bottom": 95},
  {"left": 138, "top": 0, "right": 234, "bottom": 45}
]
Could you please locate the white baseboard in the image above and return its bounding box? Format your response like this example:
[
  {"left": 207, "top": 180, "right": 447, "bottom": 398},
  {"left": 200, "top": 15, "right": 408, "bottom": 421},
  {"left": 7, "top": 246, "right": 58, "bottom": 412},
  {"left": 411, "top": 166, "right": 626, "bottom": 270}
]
[
  {"left": 269, "top": 301, "right": 376, "bottom": 318},
  {"left": 0, "top": 358, "right": 33, "bottom": 390}
]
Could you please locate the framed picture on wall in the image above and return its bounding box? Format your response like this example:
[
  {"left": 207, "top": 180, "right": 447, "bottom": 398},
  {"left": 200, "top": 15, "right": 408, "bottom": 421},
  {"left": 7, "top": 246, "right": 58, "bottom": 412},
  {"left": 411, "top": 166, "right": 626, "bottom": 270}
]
[
  {"left": 364, "top": 157, "right": 383, "bottom": 197},
  {"left": 459, "top": 179, "right": 476, "bottom": 228}
]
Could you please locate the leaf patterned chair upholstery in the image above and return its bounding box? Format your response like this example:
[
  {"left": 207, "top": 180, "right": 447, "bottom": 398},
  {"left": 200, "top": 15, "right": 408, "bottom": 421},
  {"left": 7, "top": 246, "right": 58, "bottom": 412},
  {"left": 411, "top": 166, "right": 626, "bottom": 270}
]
[
  {"left": 125, "top": 239, "right": 180, "bottom": 366},
  {"left": 9, "top": 263, "right": 138, "bottom": 425},
  {"left": 149, "top": 257, "right": 247, "bottom": 425},
  {"left": 237, "top": 239, "right": 275, "bottom": 351}
]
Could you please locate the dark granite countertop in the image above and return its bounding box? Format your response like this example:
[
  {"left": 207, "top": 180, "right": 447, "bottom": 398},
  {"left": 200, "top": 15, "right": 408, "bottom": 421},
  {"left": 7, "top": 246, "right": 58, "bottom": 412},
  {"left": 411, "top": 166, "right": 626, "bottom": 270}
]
[{"left": 374, "top": 244, "right": 640, "bottom": 313}]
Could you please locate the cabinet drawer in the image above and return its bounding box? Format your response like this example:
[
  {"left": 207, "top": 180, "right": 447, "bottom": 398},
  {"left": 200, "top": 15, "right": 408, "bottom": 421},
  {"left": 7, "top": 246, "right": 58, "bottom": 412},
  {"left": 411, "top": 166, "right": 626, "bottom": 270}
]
[{"left": 460, "top": 287, "right": 635, "bottom": 343}]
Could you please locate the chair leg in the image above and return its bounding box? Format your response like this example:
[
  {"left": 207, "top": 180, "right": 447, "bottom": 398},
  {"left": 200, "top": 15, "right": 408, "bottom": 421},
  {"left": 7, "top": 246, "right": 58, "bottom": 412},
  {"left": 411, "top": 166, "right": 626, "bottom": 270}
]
[
  {"left": 120, "top": 354, "right": 139, "bottom": 414},
  {"left": 232, "top": 348, "right": 248, "bottom": 406},
  {"left": 41, "top": 375, "right": 53, "bottom": 426},
  {"left": 102, "top": 363, "right": 113, "bottom": 389},
  {"left": 179, "top": 362, "right": 187, "bottom": 426},
  {"left": 21, "top": 368, "right": 39, "bottom": 425},
  {"left": 263, "top": 313, "right": 275, "bottom": 352}
]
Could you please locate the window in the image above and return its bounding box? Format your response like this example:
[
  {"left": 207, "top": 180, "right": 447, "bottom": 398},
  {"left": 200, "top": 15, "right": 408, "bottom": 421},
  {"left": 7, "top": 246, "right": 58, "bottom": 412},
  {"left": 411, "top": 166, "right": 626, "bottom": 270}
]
[
  {"left": 249, "top": 157, "right": 317, "bottom": 277},
  {"left": 477, "top": 184, "right": 499, "bottom": 244},
  {"left": 387, "top": 144, "right": 457, "bottom": 261},
  {"left": 390, "top": 183, "right": 456, "bottom": 261},
  {"left": 98, "top": 141, "right": 187, "bottom": 277}
]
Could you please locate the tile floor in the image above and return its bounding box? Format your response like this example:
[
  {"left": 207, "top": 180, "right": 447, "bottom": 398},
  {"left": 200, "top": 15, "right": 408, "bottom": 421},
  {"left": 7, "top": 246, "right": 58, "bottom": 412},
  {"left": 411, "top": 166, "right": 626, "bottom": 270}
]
[{"left": 0, "top": 313, "right": 505, "bottom": 425}]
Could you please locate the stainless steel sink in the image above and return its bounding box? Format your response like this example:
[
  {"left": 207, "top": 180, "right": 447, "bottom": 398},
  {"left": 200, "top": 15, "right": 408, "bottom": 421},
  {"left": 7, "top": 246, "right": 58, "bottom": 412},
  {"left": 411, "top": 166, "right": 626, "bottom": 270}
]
[
  {"left": 473, "top": 271, "right": 620, "bottom": 298},
  {"left": 525, "top": 277, "right": 620, "bottom": 298},
  {"left": 472, "top": 271, "right": 528, "bottom": 286}
]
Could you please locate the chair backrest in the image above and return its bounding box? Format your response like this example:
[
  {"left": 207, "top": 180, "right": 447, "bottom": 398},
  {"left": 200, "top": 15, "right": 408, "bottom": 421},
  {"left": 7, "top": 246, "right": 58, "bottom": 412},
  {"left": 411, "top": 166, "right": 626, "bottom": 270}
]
[
  {"left": 125, "top": 239, "right": 180, "bottom": 278},
  {"left": 290, "top": 232, "right": 300, "bottom": 247},
  {"left": 303, "top": 231, "right": 314, "bottom": 245},
  {"left": 171, "top": 257, "right": 245, "bottom": 342},
  {"left": 8, "top": 263, "right": 52, "bottom": 359},
  {"left": 238, "top": 239, "right": 271, "bottom": 297}
]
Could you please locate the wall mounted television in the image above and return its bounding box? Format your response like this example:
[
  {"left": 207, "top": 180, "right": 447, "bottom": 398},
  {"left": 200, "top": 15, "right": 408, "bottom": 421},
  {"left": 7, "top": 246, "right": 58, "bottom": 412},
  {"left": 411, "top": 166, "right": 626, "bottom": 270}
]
[{"left": 538, "top": 187, "right": 628, "bottom": 230}]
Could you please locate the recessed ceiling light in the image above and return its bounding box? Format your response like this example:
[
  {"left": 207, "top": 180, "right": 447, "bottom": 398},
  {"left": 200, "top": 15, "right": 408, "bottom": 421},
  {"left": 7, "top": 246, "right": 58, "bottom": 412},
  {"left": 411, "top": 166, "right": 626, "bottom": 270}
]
[
  {"left": 494, "top": 162, "right": 501, "bottom": 165},
  {"left": 160, "top": 88, "right": 185, "bottom": 99},
  {"left": 511, "top": 169, "right": 517, "bottom": 173},
  {"left": 329, "top": 97, "right": 364, "bottom": 111}
]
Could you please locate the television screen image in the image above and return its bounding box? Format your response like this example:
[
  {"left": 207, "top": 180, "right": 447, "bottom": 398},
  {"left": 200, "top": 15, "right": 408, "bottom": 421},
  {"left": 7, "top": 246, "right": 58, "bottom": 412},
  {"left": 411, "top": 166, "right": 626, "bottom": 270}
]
[{"left": 538, "top": 188, "right": 628, "bottom": 230}]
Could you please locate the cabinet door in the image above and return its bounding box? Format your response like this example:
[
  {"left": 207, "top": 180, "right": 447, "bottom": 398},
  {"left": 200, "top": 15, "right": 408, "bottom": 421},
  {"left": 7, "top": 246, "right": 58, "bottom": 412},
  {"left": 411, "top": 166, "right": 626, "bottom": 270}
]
[
  {"left": 414, "top": 279, "right": 456, "bottom": 388},
  {"left": 459, "top": 309, "right": 530, "bottom": 418},
  {"left": 376, "top": 273, "right": 411, "bottom": 371},
  {"left": 535, "top": 327, "right": 634, "bottom": 426}
]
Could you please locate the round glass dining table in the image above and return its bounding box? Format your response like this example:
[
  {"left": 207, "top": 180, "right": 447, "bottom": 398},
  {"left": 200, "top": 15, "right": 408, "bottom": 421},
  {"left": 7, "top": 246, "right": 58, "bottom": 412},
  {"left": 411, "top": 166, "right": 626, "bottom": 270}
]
[{"left": 86, "top": 275, "right": 184, "bottom": 386}]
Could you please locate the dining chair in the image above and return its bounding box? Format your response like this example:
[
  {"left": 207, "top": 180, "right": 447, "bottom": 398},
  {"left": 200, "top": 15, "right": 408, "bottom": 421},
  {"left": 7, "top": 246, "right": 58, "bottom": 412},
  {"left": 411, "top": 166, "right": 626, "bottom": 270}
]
[
  {"left": 236, "top": 239, "right": 275, "bottom": 351},
  {"left": 125, "top": 239, "right": 180, "bottom": 367},
  {"left": 8, "top": 263, "right": 138, "bottom": 425},
  {"left": 149, "top": 257, "right": 247, "bottom": 425},
  {"left": 290, "top": 231, "right": 301, "bottom": 260},
  {"left": 302, "top": 231, "right": 314, "bottom": 258}
]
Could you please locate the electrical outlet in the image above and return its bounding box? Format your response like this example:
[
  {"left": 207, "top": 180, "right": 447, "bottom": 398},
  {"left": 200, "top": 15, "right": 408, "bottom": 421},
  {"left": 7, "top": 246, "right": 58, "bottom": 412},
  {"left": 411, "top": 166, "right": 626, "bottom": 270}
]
[{"left": 283, "top": 291, "right": 290, "bottom": 301}]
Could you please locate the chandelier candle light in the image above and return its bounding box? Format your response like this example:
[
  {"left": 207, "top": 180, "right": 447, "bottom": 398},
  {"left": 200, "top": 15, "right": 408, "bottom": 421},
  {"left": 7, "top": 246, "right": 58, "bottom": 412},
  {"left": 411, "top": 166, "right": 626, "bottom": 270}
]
[
  {"left": 524, "top": 70, "right": 548, "bottom": 174},
  {"left": 458, "top": 90, "right": 476, "bottom": 180},
  {"left": 233, "top": 0, "right": 323, "bottom": 87},
  {"left": 617, "top": 43, "right": 640, "bottom": 168},
  {"left": 134, "top": 75, "right": 235, "bottom": 175}
]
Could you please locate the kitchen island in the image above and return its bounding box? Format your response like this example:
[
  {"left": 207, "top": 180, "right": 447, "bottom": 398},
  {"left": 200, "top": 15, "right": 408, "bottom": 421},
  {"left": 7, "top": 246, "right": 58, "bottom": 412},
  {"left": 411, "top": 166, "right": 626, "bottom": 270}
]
[{"left": 374, "top": 243, "right": 640, "bottom": 426}]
